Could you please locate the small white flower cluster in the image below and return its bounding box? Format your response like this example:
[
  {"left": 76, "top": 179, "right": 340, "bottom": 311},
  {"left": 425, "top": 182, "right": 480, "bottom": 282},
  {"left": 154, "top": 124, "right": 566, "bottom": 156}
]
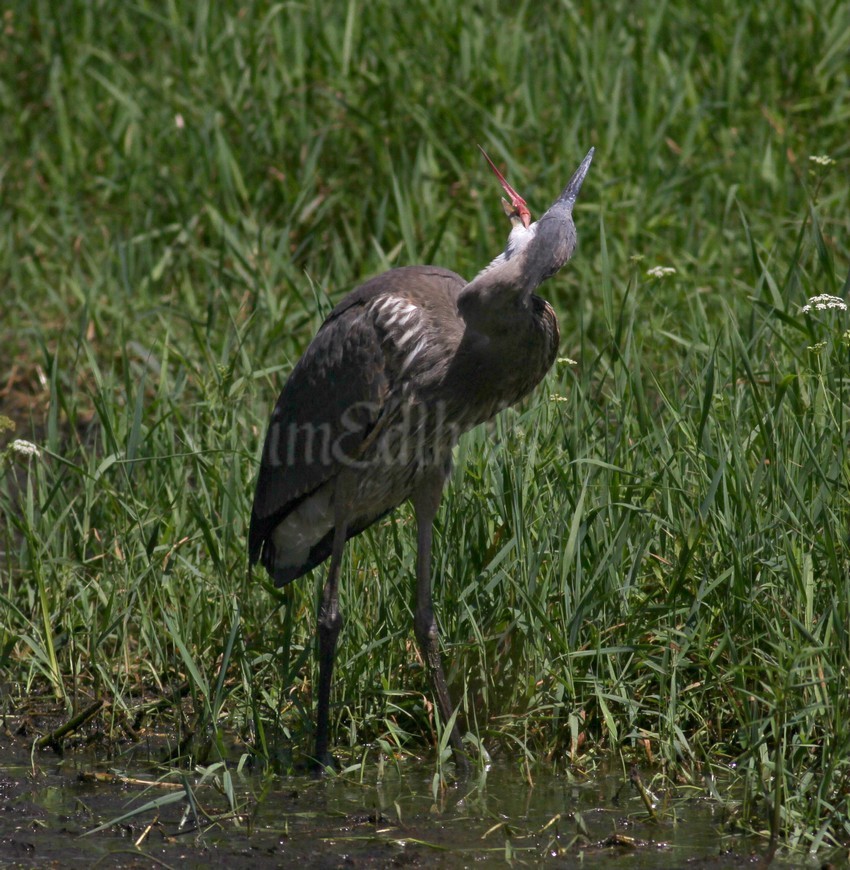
[
  {"left": 549, "top": 394, "right": 569, "bottom": 403},
  {"left": 802, "top": 294, "right": 847, "bottom": 313},
  {"left": 11, "top": 439, "right": 41, "bottom": 458},
  {"left": 557, "top": 357, "right": 578, "bottom": 366},
  {"left": 809, "top": 155, "right": 834, "bottom": 167},
  {"left": 646, "top": 266, "right": 676, "bottom": 279}
]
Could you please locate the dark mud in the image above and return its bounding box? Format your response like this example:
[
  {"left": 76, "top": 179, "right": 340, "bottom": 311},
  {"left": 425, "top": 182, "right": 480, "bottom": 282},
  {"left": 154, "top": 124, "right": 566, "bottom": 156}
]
[{"left": 1, "top": 736, "right": 828, "bottom": 869}]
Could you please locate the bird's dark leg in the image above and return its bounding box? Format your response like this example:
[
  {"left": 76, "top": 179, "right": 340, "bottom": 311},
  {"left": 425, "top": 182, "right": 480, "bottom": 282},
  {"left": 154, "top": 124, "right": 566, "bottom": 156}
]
[
  {"left": 412, "top": 468, "right": 468, "bottom": 769},
  {"left": 314, "top": 512, "right": 348, "bottom": 771}
]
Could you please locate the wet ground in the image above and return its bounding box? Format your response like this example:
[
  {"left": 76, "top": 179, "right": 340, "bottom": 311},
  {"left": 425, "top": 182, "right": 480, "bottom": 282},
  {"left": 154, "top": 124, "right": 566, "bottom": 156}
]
[{"left": 2, "top": 737, "right": 826, "bottom": 869}]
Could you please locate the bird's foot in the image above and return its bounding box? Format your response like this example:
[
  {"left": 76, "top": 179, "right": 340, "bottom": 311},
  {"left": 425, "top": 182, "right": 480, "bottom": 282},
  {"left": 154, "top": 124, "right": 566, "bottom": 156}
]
[
  {"left": 452, "top": 749, "right": 472, "bottom": 775},
  {"left": 310, "top": 750, "right": 338, "bottom": 776}
]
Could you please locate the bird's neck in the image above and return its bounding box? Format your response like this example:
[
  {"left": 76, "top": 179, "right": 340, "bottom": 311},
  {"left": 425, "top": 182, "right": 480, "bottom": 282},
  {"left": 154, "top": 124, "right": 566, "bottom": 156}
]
[{"left": 458, "top": 222, "right": 538, "bottom": 313}]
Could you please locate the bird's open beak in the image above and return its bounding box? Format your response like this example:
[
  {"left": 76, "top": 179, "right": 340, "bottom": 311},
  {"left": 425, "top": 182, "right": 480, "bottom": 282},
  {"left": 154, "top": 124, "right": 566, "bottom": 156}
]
[
  {"left": 557, "top": 147, "right": 595, "bottom": 210},
  {"left": 478, "top": 145, "right": 532, "bottom": 229}
]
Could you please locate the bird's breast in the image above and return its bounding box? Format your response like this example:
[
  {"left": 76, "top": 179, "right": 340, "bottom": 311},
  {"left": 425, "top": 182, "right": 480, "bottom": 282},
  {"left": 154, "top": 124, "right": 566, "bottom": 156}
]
[{"left": 445, "top": 297, "right": 559, "bottom": 430}]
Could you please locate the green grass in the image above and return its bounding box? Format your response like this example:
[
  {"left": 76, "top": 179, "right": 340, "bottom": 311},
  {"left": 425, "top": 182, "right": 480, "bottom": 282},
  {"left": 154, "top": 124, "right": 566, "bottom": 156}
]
[{"left": 2, "top": 0, "right": 850, "bottom": 855}]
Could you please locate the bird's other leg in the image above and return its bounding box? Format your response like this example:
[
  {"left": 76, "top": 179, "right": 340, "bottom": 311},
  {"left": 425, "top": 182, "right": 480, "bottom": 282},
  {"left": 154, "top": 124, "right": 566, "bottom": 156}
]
[
  {"left": 314, "top": 512, "right": 348, "bottom": 772},
  {"left": 412, "top": 467, "right": 468, "bottom": 769}
]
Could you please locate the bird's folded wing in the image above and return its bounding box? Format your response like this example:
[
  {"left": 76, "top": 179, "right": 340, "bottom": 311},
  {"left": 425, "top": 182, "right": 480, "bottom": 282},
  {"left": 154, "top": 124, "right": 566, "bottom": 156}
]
[{"left": 249, "top": 301, "right": 389, "bottom": 560}]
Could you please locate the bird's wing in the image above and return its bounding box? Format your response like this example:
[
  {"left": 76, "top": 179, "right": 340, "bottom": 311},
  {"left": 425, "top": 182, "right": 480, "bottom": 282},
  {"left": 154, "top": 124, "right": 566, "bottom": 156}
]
[{"left": 249, "top": 297, "right": 389, "bottom": 562}]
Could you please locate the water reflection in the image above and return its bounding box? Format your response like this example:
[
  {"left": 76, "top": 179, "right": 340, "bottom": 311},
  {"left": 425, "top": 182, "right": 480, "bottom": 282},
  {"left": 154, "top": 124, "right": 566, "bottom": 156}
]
[{"left": 0, "top": 750, "right": 823, "bottom": 867}]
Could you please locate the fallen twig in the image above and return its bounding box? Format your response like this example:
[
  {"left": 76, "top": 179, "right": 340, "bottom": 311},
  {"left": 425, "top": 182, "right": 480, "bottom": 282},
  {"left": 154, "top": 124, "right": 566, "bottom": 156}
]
[{"left": 33, "top": 699, "right": 104, "bottom": 750}]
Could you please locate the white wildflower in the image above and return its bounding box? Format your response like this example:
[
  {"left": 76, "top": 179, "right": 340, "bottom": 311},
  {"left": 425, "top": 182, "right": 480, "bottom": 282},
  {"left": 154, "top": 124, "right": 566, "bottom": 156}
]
[
  {"left": 549, "top": 394, "right": 569, "bottom": 403},
  {"left": 11, "top": 439, "right": 41, "bottom": 458},
  {"left": 175, "top": 113, "right": 185, "bottom": 130},
  {"left": 807, "top": 341, "right": 827, "bottom": 353},
  {"left": 809, "top": 155, "right": 834, "bottom": 167},
  {"left": 557, "top": 357, "right": 578, "bottom": 366},
  {"left": 646, "top": 266, "right": 676, "bottom": 279},
  {"left": 801, "top": 294, "right": 847, "bottom": 313}
]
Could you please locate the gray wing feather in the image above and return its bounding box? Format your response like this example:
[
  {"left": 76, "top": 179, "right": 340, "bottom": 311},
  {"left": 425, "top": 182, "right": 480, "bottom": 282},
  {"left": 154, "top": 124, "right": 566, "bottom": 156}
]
[{"left": 249, "top": 298, "right": 388, "bottom": 562}]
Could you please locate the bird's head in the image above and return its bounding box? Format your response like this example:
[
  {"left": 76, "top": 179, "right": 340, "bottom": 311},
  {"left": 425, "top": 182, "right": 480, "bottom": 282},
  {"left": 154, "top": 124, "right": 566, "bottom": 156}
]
[{"left": 467, "top": 147, "right": 594, "bottom": 301}]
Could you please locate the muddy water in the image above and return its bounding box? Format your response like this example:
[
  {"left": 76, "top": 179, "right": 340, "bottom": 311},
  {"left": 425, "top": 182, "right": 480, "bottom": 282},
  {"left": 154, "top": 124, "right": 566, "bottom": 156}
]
[{"left": 0, "top": 747, "right": 822, "bottom": 868}]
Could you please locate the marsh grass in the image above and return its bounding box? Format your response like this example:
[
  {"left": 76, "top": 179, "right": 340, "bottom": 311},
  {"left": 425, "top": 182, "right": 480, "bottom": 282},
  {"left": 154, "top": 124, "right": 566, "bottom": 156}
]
[{"left": 2, "top": 0, "right": 850, "bottom": 856}]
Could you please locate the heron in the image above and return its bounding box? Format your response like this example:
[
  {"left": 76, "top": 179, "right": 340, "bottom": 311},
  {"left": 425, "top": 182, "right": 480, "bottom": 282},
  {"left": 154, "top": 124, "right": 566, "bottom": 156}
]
[{"left": 249, "top": 146, "right": 594, "bottom": 768}]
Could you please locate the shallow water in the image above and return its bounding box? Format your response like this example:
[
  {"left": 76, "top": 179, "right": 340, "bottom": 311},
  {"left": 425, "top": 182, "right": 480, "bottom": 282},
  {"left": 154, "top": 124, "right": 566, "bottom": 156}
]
[{"left": 0, "top": 746, "right": 827, "bottom": 868}]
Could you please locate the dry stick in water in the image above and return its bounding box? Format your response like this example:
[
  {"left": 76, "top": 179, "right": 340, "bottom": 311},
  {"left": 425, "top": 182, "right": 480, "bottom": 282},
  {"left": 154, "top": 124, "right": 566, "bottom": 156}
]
[{"left": 33, "top": 698, "right": 104, "bottom": 750}]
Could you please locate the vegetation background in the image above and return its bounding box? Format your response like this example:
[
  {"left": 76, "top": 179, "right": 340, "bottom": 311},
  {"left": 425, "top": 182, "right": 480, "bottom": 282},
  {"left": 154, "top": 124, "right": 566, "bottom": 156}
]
[{"left": 1, "top": 0, "right": 849, "bottom": 853}]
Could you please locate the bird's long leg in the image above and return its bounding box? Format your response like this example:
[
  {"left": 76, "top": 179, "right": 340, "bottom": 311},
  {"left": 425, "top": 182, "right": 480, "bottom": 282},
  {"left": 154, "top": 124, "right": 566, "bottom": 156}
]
[
  {"left": 314, "top": 511, "right": 348, "bottom": 771},
  {"left": 412, "top": 468, "right": 468, "bottom": 769}
]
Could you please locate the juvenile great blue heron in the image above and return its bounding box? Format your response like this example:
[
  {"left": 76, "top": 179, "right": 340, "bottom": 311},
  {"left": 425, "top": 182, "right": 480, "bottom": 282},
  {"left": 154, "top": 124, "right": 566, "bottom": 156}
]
[{"left": 249, "top": 146, "right": 594, "bottom": 768}]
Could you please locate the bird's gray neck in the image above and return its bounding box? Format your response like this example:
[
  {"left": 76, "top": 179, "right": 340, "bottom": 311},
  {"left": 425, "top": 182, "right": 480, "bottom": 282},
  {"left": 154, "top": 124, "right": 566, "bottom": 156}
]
[
  {"left": 457, "top": 254, "right": 533, "bottom": 321},
  {"left": 458, "top": 224, "right": 538, "bottom": 317}
]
